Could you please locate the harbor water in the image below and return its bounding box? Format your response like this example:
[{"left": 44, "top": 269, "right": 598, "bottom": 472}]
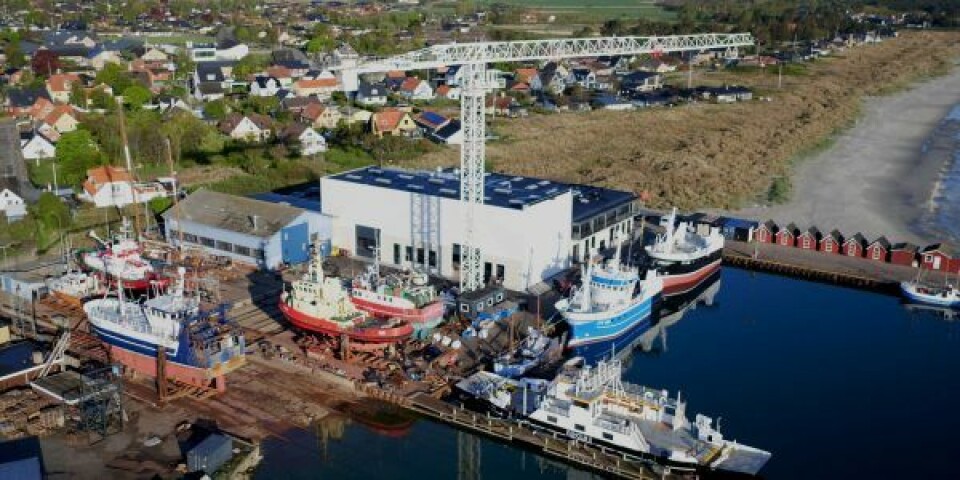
[{"left": 255, "top": 268, "right": 960, "bottom": 479}]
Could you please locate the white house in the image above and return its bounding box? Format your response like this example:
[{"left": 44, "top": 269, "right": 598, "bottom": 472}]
[
  {"left": 356, "top": 82, "right": 388, "bottom": 106},
  {"left": 20, "top": 132, "right": 56, "bottom": 163},
  {"left": 219, "top": 113, "right": 273, "bottom": 142},
  {"left": 250, "top": 76, "right": 282, "bottom": 97},
  {"left": 0, "top": 188, "right": 26, "bottom": 220},
  {"left": 399, "top": 77, "right": 434, "bottom": 101},
  {"left": 79, "top": 165, "right": 168, "bottom": 208},
  {"left": 280, "top": 123, "right": 327, "bottom": 156}
]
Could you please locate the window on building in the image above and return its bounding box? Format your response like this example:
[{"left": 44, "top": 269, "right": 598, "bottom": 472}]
[
  {"left": 215, "top": 240, "right": 233, "bottom": 252},
  {"left": 235, "top": 245, "right": 251, "bottom": 256},
  {"left": 496, "top": 264, "right": 504, "bottom": 282},
  {"left": 253, "top": 249, "right": 265, "bottom": 260},
  {"left": 572, "top": 244, "right": 580, "bottom": 262},
  {"left": 872, "top": 248, "right": 881, "bottom": 260},
  {"left": 574, "top": 424, "right": 585, "bottom": 432},
  {"left": 200, "top": 236, "right": 215, "bottom": 247},
  {"left": 355, "top": 225, "right": 380, "bottom": 259},
  {"left": 183, "top": 233, "right": 197, "bottom": 243},
  {"left": 416, "top": 247, "right": 425, "bottom": 265},
  {"left": 405, "top": 246, "right": 413, "bottom": 262},
  {"left": 452, "top": 243, "right": 461, "bottom": 269},
  {"left": 428, "top": 250, "right": 437, "bottom": 268},
  {"left": 484, "top": 262, "right": 492, "bottom": 283},
  {"left": 393, "top": 244, "right": 401, "bottom": 265}
]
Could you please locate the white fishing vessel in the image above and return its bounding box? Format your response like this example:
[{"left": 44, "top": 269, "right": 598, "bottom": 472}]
[
  {"left": 900, "top": 281, "right": 960, "bottom": 308},
  {"left": 80, "top": 218, "right": 168, "bottom": 290},
  {"left": 527, "top": 360, "right": 771, "bottom": 475},
  {"left": 45, "top": 270, "right": 104, "bottom": 305}
]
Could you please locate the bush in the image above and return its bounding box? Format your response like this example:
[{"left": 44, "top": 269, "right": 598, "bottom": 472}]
[{"left": 767, "top": 177, "right": 791, "bottom": 203}]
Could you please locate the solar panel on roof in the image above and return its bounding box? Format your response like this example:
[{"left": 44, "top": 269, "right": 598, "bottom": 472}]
[
  {"left": 398, "top": 174, "right": 413, "bottom": 180},
  {"left": 428, "top": 178, "right": 445, "bottom": 184},
  {"left": 422, "top": 111, "right": 446, "bottom": 124},
  {"left": 538, "top": 180, "right": 550, "bottom": 186},
  {"left": 346, "top": 174, "right": 362, "bottom": 180},
  {"left": 407, "top": 184, "right": 423, "bottom": 190},
  {"left": 512, "top": 177, "right": 524, "bottom": 182},
  {"left": 525, "top": 184, "right": 538, "bottom": 190},
  {"left": 439, "top": 188, "right": 457, "bottom": 195},
  {"left": 375, "top": 178, "right": 391, "bottom": 184},
  {"left": 369, "top": 168, "right": 383, "bottom": 174},
  {"left": 494, "top": 188, "right": 511, "bottom": 194}
]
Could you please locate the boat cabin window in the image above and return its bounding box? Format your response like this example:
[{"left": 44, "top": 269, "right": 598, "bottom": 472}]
[
  {"left": 487, "top": 298, "right": 494, "bottom": 306},
  {"left": 603, "top": 432, "right": 614, "bottom": 441},
  {"left": 573, "top": 399, "right": 589, "bottom": 409},
  {"left": 547, "top": 415, "right": 557, "bottom": 423},
  {"left": 476, "top": 302, "right": 484, "bottom": 312},
  {"left": 495, "top": 293, "right": 504, "bottom": 302},
  {"left": 460, "top": 303, "right": 470, "bottom": 313},
  {"left": 574, "top": 424, "right": 585, "bottom": 432}
]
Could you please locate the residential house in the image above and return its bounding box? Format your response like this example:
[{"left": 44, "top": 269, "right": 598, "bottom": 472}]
[
  {"left": 356, "top": 81, "right": 389, "bottom": 106},
  {"left": 432, "top": 84, "right": 456, "bottom": 101},
  {"left": 141, "top": 47, "right": 170, "bottom": 63},
  {"left": 843, "top": 233, "right": 868, "bottom": 257},
  {"left": 592, "top": 95, "right": 633, "bottom": 111},
  {"left": 279, "top": 123, "right": 327, "bottom": 156},
  {"left": 192, "top": 61, "right": 235, "bottom": 101},
  {"left": 341, "top": 107, "right": 373, "bottom": 126},
  {"left": 282, "top": 96, "right": 322, "bottom": 116},
  {"left": 796, "top": 226, "right": 820, "bottom": 250},
  {"left": 4, "top": 88, "right": 51, "bottom": 117},
  {"left": 0, "top": 187, "right": 26, "bottom": 220},
  {"left": 45, "top": 73, "right": 82, "bottom": 104},
  {"left": 819, "top": 229, "right": 843, "bottom": 253},
  {"left": 597, "top": 56, "right": 632, "bottom": 74},
  {"left": 865, "top": 236, "right": 891, "bottom": 262},
  {"left": 266, "top": 65, "right": 295, "bottom": 87},
  {"left": 219, "top": 113, "right": 273, "bottom": 142},
  {"left": 292, "top": 78, "right": 339, "bottom": 99},
  {"left": 889, "top": 243, "right": 919, "bottom": 267},
  {"left": 385, "top": 70, "right": 407, "bottom": 91},
  {"left": 370, "top": 109, "right": 417, "bottom": 138},
  {"left": 86, "top": 47, "right": 123, "bottom": 71},
  {"left": 444, "top": 65, "right": 464, "bottom": 86},
  {"left": 514, "top": 68, "right": 542, "bottom": 91},
  {"left": 414, "top": 111, "right": 450, "bottom": 136},
  {"left": 637, "top": 57, "right": 677, "bottom": 73},
  {"left": 919, "top": 243, "right": 956, "bottom": 272},
  {"left": 43, "top": 105, "right": 79, "bottom": 133},
  {"left": 567, "top": 67, "right": 597, "bottom": 89},
  {"left": 486, "top": 96, "right": 516, "bottom": 116},
  {"left": 429, "top": 120, "right": 462, "bottom": 145},
  {"left": 399, "top": 77, "right": 434, "bottom": 101},
  {"left": 701, "top": 86, "right": 752, "bottom": 103},
  {"left": 300, "top": 103, "right": 342, "bottom": 130},
  {"left": 620, "top": 71, "right": 662, "bottom": 93},
  {"left": 251, "top": 76, "right": 282, "bottom": 97},
  {"left": 43, "top": 30, "right": 97, "bottom": 48},
  {"left": 79, "top": 165, "right": 167, "bottom": 208},
  {"left": 508, "top": 81, "right": 531, "bottom": 94},
  {"left": 538, "top": 62, "right": 568, "bottom": 94},
  {"left": 775, "top": 223, "right": 799, "bottom": 247},
  {"left": 20, "top": 131, "right": 56, "bottom": 163}
]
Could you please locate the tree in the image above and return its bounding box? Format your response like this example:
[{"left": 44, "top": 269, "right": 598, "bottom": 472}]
[
  {"left": 69, "top": 81, "right": 86, "bottom": 107},
  {"left": 95, "top": 62, "right": 133, "bottom": 92},
  {"left": 203, "top": 99, "right": 229, "bottom": 121},
  {"left": 31, "top": 50, "right": 61, "bottom": 78},
  {"left": 121, "top": 84, "right": 152, "bottom": 110},
  {"left": 4, "top": 40, "right": 25, "bottom": 68},
  {"left": 30, "top": 192, "right": 70, "bottom": 232},
  {"left": 55, "top": 130, "right": 103, "bottom": 187},
  {"left": 89, "top": 89, "right": 116, "bottom": 111},
  {"left": 306, "top": 24, "right": 336, "bottom": 53},
  {"left": 233, "top": 54, "right": 270, "bottom": 78}
]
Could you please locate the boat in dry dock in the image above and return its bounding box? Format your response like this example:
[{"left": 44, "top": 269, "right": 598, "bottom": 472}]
[
  {"left": 349, "top": 263, "right": 445, "bottom": 335},
  {"left": 528, "top": 360, "right": 771, "bottom": 476},
  {"left": 83, "top": 268, "right": 246, "bottom": 390},
  {"left": 45, "top": 270, "right": 105, "bottom": 305},
  {"left": 645, "top": 208, "right": 723, "bottom": 296},
  {"left": 279, "top": 248, "right": 414, "bottom": 344},
  {"left": 79, "top": 219, "right": 169, "bottom": 291}
]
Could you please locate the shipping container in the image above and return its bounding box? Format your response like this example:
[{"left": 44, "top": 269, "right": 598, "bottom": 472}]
[{"left": 187, "top": 433, "right": 233, "bottom": 474}]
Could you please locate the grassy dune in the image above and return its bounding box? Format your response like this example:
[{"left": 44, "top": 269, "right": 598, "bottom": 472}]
[{"left": 404, "top": 31, "right": 960, "bottom": 210}]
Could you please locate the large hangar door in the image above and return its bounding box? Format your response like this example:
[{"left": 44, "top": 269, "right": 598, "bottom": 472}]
[
  {"left": 282, "top": 222, "right": 310, "bottom": 265},
  {"left": 355, "top": 225, "right": 380, "bottom": 259}
]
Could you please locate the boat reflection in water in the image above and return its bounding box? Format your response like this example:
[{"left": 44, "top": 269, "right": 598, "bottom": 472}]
[
  {"left": 902, "top": 302, "right": 959, "bottom": 322},
  {"left": 576, "top": 270, "right": 722, "bottom": 366}
]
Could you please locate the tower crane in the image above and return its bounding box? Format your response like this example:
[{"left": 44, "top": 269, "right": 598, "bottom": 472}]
[{"left": 331, "top": 33, "right": 754, "bottom": 293}]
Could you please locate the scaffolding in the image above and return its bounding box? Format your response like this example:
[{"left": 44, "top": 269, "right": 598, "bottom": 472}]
[{"left": 72, "top": 366, "right": 126, "bottom": 442}]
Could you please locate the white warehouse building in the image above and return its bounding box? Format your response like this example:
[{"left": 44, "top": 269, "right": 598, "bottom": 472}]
[{"left": 321, "top": 167, "right": 636, "bottom": 292}]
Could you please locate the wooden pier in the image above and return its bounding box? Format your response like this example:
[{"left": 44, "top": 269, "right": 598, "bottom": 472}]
[
  {"left": 721, "top": 240, "right": 949, "bottom": 294},
  {"left": 354, "top": 383, "right": 690, "bottom": 480}
]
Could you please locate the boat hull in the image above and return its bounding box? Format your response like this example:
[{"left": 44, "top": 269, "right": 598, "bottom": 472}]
[
  {"left": 350, "top": 295, "right": 444, "bottom": 325},
  {"left": 564, "top": 294, "right": 659, "bottom": 348},
  {"left": 279, "top": 301, "right": 413, "bottom": 343},
  {"left": 900, "top": 282, "right": 960, "bottom": 308},
  {"left": 660, "top": 259, "right": 721, "bottom": 297}
]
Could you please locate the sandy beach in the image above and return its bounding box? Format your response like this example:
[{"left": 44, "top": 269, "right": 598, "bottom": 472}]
[{"left": 734, "top": 63, "right": 960, "bottom": 245}]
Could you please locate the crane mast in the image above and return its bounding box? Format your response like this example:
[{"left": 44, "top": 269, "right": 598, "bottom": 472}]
[{"left": 333, "top": 33, "right": 755, "bottom": 293}]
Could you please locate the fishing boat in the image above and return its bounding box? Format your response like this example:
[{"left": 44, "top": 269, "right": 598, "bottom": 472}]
[
  {"left": 83, "top": 268, "right": 246, "bottom": 390},
  {"left": 349, "top": 263, "right": 445, "bottom": 336},
  {"left": 455, "top": 371, "right": 549, "bottom": 418},
  {"left": 45, "top": 270, "right": 105, "bottom": 306},
  {"left": 492, "top": 327, "right": 560, "bottom": 378},
  {"left": 527, "top": 359, "right": 771, "bottom": 475},
  {"left": 279, "top": 248, "right": 413, "bottom": 344},
  {"left": 644, "top": 208, "right": 723, "bottom": 296},
  {"left": 556, "top": 258, "right": 663, "bottom": 352},
  {"left": 900, "top": 281, "right": 960, "bottom": 308},
  {"left": 79, "top": 219, "right": 169, "bottom": 291}
]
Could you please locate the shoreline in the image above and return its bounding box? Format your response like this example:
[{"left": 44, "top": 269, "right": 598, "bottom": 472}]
[{"left": 733, "top": 62, "right": 960, "bottom": 246}]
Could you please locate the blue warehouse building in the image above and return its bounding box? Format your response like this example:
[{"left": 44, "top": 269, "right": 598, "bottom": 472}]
[{"left": 163, "top": 189, "right": 331, "bottom": 269}]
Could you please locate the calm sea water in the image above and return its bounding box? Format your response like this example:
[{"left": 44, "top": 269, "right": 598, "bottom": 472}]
[{"left": 255, "top": 268, "right": 960, "bottom": 479}]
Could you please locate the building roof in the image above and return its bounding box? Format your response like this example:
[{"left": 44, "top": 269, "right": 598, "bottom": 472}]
[
  {"left": 921, "top": 242, "right": 956, "bottom": 257},
  {"left": 415, "top": 111, "right": 448, "bottom": 130},
  {"left": 399, "top": 77, "right": 422, "bottom": 92},
  {"left": 5, "top": 88, "right": 50, "bottom": 108},
  {"left": 358, "top": 81, "right": 387, "bottom": 98},
  {"left": 83, "top": 165, "right": 133, "bottom": 196},
  {"left": 372, "top": 109, "right": 409, "bottom": 132},
  {"left": 326, "top": 166, "right": 635, "bottom": 219},
  {"left": 166, "top": 189, "right": 307, "bottom": 238},
  {"left": 869, "top": 236, "right": 891, "bottom": 249},
  {"left": 0, "top": 341, "right": 40, "bottom": 378},
  {"left": 44, "top": 104, "right": 76, "bottom": 126},
  {"left": 46, "top": 73, "right": 81, "bottom": 93},
  {"left": 431, "top": 119, "right": 461, "bottom": 141},
  {"left": 891, "top": 242, "right": 918, "bottom": 252},
  {"left": 295, "top": 78, "right": 338, "bottom": 89}
]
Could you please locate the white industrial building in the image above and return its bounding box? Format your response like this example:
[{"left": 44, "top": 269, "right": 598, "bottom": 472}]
[
  {"left": 164, "top": 189, "right": 331, "bottom": 269},
  {"left": 321, "top": 166, "right": 636, "bottom": 291}
]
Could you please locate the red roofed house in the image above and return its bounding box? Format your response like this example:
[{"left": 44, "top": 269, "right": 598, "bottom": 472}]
[
  {"left": 43, "top": 104, "right": 79, "bottom": 133},
  {"left": 775, "top": 223, "right": 799, "bottom": 247},
  {"left": 796, "top": 226, "right": 820, "bottom": 250},
  {"left": 399, "top": 77, "right": 433, "bottom": 101},
  {"left": 293, "top": 77, "right": 339, "bottom": 98},
  {"left": 370, "top": 108, "right": 417, "bottom": 138},
  {"left": 889, "top": 243, "right": 919, "bottom": 267},
  {"left": 300, "top": 103, "right": 343, "bottom": 130},
  {"left": 28, "top": 97, "right": 55, "bottom": 122},
  {"left": 843, "top": 233, "right": 867, "bottom": 258},
  {"left": 755, "top": 220, "right": 777, "bottom": 244},
  {"left": 435, "top": 84, "right": 460, "bottom": 100},
  {"left": 865, "top": 236, "right": 891, "bottom": 262},
  {"left": 919, "top": 243, "right": 957, "bottom": 272},
  {"left": 514, "top": 67, "right": 542, "bottom": 90},
  {"left": 266, "top": 65, "right": 294, "bottom": 86},
  {"left": 46, "top": 73, "right": 82, "bottom": 104},
  {"left": 79, "top": 165, "right": 167, "bottom": 208},
  {"left": 819, "top": 229, "right": 843, "bottom": 254}
]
